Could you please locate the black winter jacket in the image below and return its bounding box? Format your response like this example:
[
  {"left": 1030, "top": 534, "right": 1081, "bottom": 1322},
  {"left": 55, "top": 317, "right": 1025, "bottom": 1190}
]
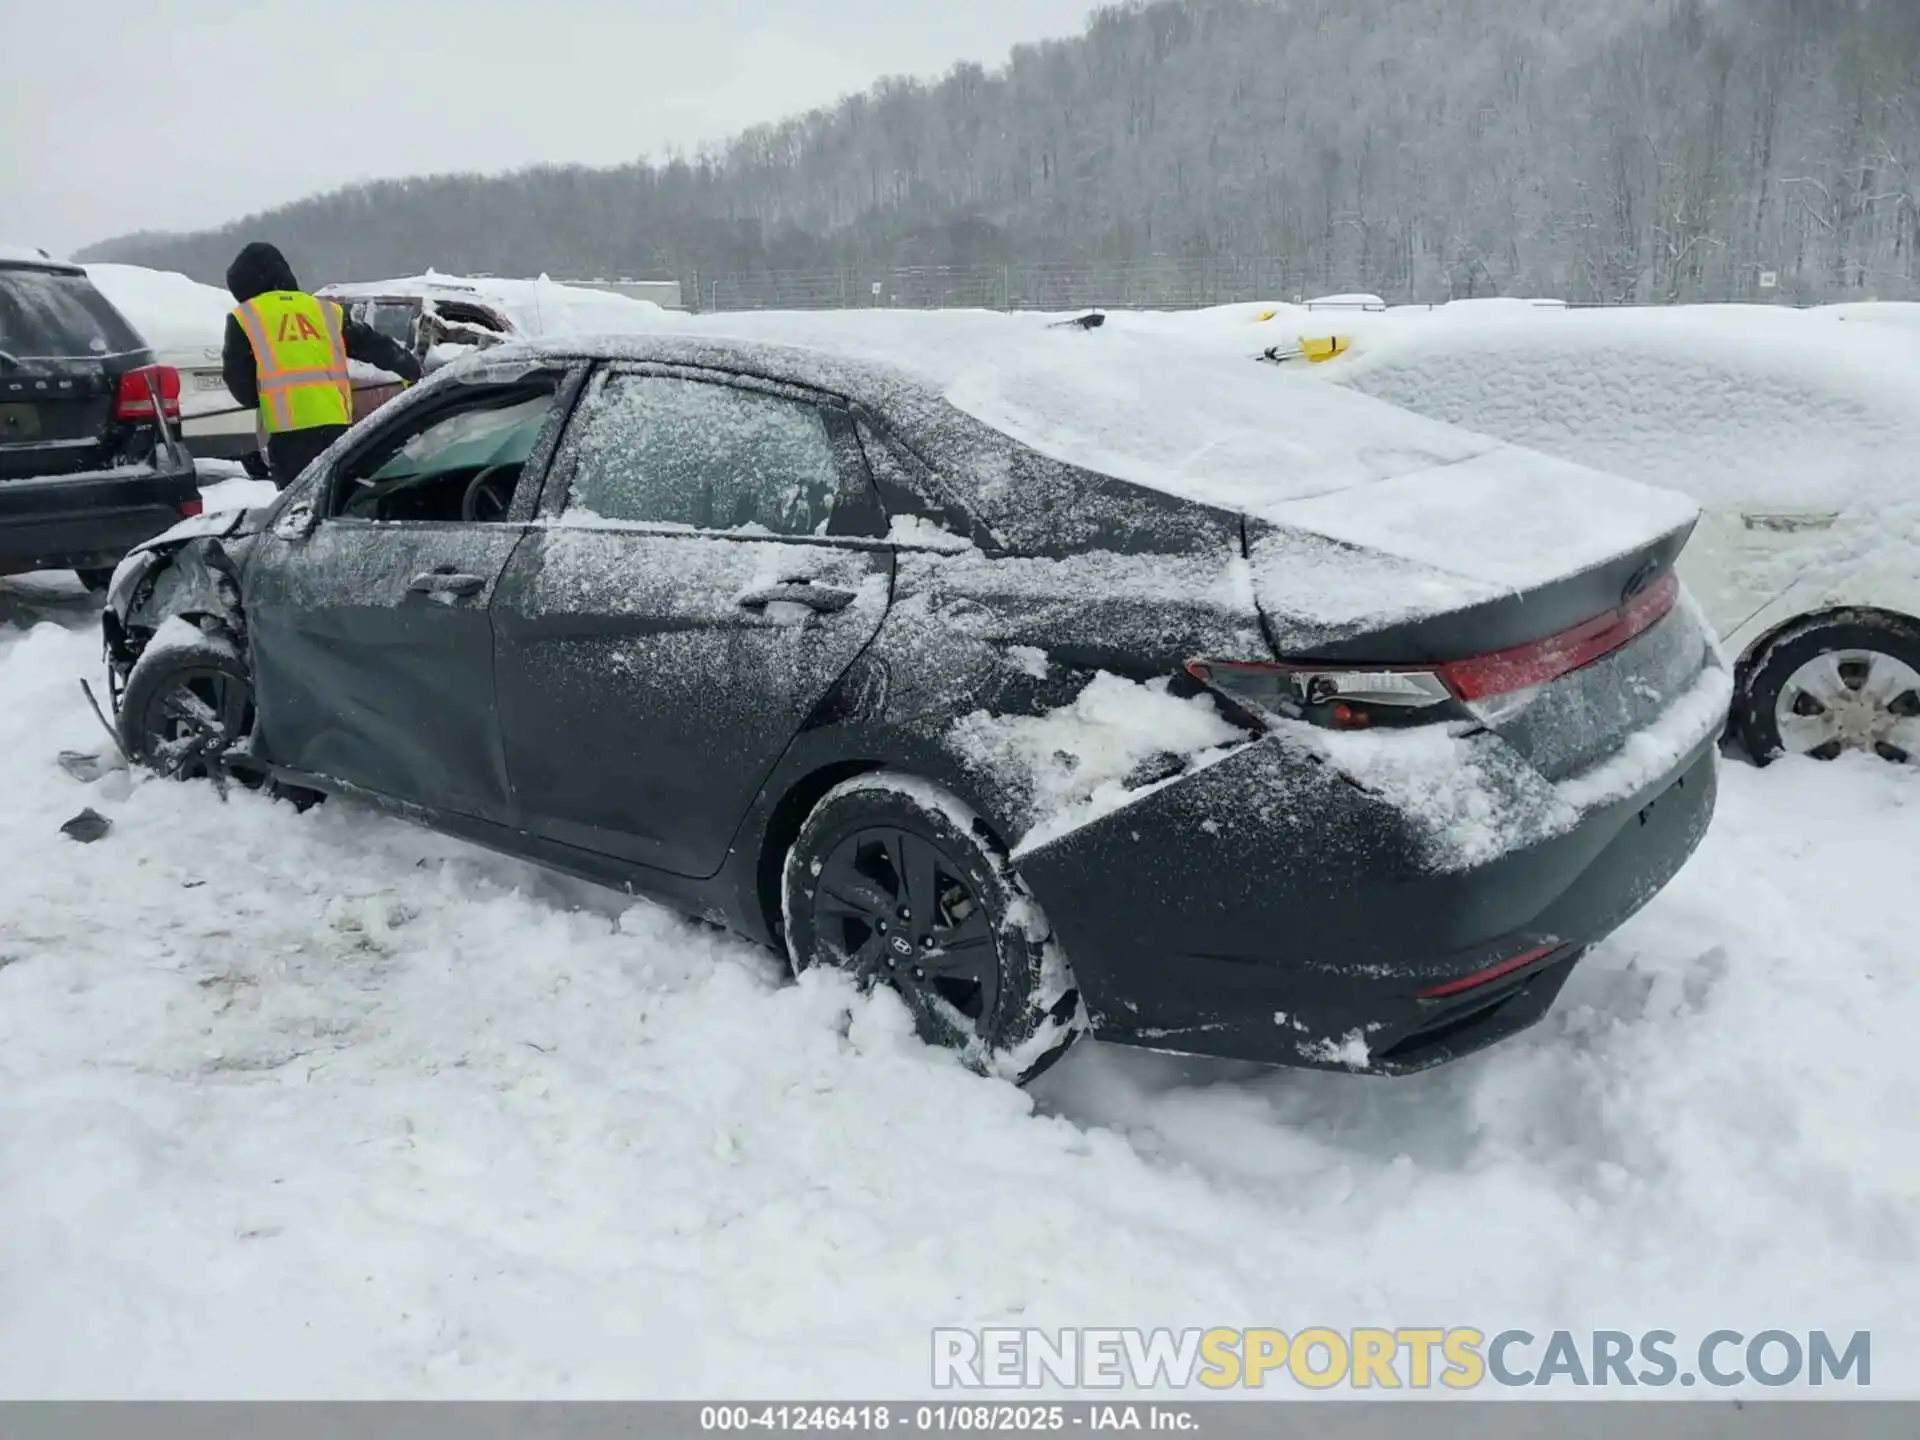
[{"left": 220, "top": 241, "right": 422, "bottom": 414}]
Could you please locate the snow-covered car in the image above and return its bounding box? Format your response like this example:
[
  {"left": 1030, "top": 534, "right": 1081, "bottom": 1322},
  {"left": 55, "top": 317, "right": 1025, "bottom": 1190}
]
[
  {"left": 99, "top": 317, "right": 1725, "bottom": 1081},
  {"left": 317, "top": 272, "right": 667, "bottom": 372},
  {"left": 1311, "top": 303, "right": 1920, "bottom": 768},
  {"left": 82, "top": 262, "right": 265, "bottom": 472}
]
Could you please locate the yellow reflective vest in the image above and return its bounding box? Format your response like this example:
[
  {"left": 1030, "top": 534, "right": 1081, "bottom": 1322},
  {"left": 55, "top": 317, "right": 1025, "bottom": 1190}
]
[{"left": 231, "top": 291, "right": 353, "bottom": 433}]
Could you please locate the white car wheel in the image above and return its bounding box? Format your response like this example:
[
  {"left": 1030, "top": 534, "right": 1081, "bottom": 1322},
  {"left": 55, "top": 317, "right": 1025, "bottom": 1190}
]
[{"left": 1736, "top": 614, "right": 1920, "bottom": 766}]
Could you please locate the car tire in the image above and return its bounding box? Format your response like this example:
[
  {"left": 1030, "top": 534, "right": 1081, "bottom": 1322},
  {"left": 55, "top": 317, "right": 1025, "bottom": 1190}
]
[
  {"left": 782, "top": 773, "right": 1085, "bottom": 1084},
  {"left": 116, "top": 628, "right": 258, "bottom": 783},
  {"left": 1734, "top": 611, "right": 1920, "bottom": 766}
]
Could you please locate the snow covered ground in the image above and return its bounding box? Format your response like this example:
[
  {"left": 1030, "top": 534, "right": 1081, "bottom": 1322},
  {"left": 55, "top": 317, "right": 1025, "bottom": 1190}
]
[{"left": 2, "top": 579, "right": 1916, "bottom": 1397}]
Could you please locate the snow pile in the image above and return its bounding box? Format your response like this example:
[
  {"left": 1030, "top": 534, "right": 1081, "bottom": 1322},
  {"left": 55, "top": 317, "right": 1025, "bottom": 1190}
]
[
  {"left": 83, "top": 263, "right": 232, "bottom": 353},
  {"left": 195, "top": 473, "right": 279, "bottom": 517},
  {"left": 2, "top": 602, "right": 1917, "bottom": 1395},
  {"left": 947, "top": 673, "right": 1247, "bottom": 856},
  {"left": 1295, "top": 722, "right": 1579, "bottom": 871},
  {"left": 1814, "top": 301, "right": 1920, "bottom": 336}
]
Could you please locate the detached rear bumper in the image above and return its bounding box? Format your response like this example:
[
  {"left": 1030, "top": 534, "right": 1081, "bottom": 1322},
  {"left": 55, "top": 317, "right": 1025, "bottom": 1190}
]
[
  {"left": 1017, "top": 725, "right": 1719, "bottom": 1075},
  {"left": 0, "top": 461, "right": 200, "bottom": 577}
]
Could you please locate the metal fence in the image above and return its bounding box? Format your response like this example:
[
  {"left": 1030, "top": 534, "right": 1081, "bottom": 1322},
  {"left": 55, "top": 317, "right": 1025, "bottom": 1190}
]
[
  {"left": 702, "top": 259, "right": 1334, "bottom": 313},
  {"left": 695, "top": 258, "right": 1918, "bottom": 313}
]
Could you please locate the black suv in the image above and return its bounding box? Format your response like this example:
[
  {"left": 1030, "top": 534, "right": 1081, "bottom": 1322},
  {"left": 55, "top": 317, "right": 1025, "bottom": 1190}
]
[{"left": 1, "top": 249, "right": 201, "bottom": 589}]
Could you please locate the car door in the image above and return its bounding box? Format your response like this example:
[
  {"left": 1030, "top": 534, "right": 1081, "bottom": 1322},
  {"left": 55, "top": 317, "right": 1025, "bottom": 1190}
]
[
  {"left": 243, "top": 362, "right": 581, "bottom": 822},
  {"left": 490, "top": 365, "right": 892, "bottom": 877}
]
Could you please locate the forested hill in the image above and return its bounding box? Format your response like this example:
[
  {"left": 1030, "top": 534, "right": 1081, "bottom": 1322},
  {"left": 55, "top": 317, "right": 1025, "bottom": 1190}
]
[{"left": 81, "top": 0, "right": 1920, "bottom": 305}]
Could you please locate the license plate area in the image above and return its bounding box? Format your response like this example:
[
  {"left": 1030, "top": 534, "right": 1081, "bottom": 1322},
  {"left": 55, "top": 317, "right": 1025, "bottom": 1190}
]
[
  {"left": 0, "top": 403, "right": 43, "bottom": 440},
  {"left": 193, "top": 373, "right": 229, "bottom": 392}
]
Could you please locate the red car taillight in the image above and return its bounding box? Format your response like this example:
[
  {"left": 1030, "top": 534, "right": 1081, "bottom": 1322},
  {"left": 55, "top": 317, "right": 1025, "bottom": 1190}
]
[
  {"left": 178, "top": 496, "right": 204, "bottom": 518},
  {"left": 114, "top": 364, "right": 182, "bottom": 423},
  {"left": 1417, "top": 943, "right": 1561, "bottom": 1000},
  {"left": 1188, "top": 570, "right": 1681, "bottom": 731}
]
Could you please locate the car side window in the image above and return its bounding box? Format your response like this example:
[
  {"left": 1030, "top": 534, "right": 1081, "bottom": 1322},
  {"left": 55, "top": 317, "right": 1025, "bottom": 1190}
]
[
  {"left": 329, "top": 380, "right": 561, "bottom": 524},
  {"left": 555, "top": 372, "right": 839, "bottom": 537}
]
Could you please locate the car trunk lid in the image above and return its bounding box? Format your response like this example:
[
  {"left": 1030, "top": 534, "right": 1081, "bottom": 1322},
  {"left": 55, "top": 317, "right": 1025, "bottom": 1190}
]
[
  {"left": 1238, "top": 447, "right": 1714, "bottom": 785},
  {"left": 0, "top": 359, "right": 118, "bottom": 479}
]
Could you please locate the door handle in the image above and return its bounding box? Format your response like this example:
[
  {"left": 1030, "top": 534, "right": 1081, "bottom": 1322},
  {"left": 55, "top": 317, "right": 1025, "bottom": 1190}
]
[
  {"left": 408, "top": 568, "right": 485, "bottom": 597},
  {"left": 736, "top": 581, "right": 857, "bottom": 613}
]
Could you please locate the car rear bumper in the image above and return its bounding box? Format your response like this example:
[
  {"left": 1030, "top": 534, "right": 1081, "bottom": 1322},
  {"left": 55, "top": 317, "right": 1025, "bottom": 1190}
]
[
  {"left": 1015, "top": 726, "right": 1719, "bottom": 1075},
  {"left": 0, "top": 462, "right": 200, "bottom": 577},
  {"left": 182, "top": 429, "right": 260, "bottom": 461}
]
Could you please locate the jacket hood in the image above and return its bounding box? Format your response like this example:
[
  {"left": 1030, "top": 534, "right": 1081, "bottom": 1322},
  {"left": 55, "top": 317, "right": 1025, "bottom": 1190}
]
[{"left": 226, "top": 241, "right": 299, "bottom": 302}]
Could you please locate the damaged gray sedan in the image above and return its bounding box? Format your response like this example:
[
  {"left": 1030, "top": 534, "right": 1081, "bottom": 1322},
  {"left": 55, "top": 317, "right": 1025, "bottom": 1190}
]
[{"left": 102, "top": 324, "right": 1726, "bottom": 1082}]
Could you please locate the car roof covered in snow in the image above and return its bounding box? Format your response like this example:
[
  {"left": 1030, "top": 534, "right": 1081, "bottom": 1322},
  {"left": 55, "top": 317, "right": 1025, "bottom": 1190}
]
[
  {"left": 319, "top": 271, "right": 662, "bottom": 338},
  {"left": 493, "top": 309, "right": 1698, "bottom": 599},
  {"left": 0, "top": 243, "right": 78, "bottom": 271}
]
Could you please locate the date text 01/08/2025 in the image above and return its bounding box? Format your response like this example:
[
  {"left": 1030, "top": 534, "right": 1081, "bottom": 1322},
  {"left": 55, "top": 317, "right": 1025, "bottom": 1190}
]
[{"left": 700, "top": 1405, "right": 1198, "bottom": 1432}]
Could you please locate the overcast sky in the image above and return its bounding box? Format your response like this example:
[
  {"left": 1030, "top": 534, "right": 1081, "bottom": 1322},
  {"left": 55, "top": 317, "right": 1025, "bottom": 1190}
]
[{"left": 1, "top": 0, "right": 1102, "bottom": 256}]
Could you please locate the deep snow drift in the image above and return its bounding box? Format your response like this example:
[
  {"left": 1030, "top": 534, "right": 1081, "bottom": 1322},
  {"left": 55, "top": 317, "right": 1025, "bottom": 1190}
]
[{"left": 1, "top": 586, "right": 1915, "bottom": 1397}]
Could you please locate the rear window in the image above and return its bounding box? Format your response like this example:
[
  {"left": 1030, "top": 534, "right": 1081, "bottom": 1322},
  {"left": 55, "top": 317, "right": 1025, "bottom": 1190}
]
[{"left": 0, "top": 267, "right": 147, "bottom": 360}]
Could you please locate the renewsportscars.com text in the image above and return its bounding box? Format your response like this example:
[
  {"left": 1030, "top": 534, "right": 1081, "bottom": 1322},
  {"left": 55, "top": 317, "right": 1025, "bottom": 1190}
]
[{"left": 931, "top": 1327, "right": 1871, "bottom": 1390}]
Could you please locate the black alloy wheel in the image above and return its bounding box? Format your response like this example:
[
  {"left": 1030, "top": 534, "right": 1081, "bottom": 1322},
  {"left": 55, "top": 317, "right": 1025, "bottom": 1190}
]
[
  {"left": 815, "top": 825, "right": 1001, "bottom": 1046},
  {"left": 782, "top": 774, "right": 1084, "bottom": 1083},
  {"left": 116, "top": 635, "right": 258, "bottom": 784},
  {"left": 138, "top": 664, "right": 253, "bottom": 781}
]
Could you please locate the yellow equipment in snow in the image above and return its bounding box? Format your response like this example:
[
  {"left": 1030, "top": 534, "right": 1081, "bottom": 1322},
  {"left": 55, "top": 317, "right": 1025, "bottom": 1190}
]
[{"left": 1258, "top": 334, "right": 1353, "bottom": 364}]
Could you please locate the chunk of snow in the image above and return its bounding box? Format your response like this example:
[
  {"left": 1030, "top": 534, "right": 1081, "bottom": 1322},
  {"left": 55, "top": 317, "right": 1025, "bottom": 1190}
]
[
  {"left": 947, "top": 673, "right": 1247, "bottom": 857},
  {"left": 1300, "top": 1029, "right": 1373, "bottom": 1068},
  {"left": 1004, "top": 645, "right": 1049, "bottom": 678},
  {"left": 140, "top": 615, "right": 230, "bottom": 661},
  {"left": 886, "top": 514, "right": 973, "bottom": 552}
]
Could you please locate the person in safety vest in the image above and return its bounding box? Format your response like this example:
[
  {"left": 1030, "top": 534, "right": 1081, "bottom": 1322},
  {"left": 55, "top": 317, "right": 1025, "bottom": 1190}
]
[{"left": 221, "top": 241, "right": 423, "bottom": 487}]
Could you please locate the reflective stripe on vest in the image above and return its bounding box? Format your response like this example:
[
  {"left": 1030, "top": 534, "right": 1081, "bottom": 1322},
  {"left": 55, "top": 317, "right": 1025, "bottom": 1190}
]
[{"left": 232, "top": 292, "right": 353, "bottom": 434}]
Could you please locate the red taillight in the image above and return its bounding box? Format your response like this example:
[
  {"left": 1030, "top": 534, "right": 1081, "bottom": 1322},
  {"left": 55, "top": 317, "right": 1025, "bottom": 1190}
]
[
  {"left": 1435, "top": 571, "right": 1680, "bottom": 702},
  {"left": 178, "top": 496, "right": 204, "bottom": 518},
  {"left": 1418, "top": 944, "right": 1560, "bottom": 1000},
  {"left": 114, "top": 364, "right": 182, "bottom": 423},
  {"left": 1187, "top": 568, "right": 1681, "bottom": 727}
]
